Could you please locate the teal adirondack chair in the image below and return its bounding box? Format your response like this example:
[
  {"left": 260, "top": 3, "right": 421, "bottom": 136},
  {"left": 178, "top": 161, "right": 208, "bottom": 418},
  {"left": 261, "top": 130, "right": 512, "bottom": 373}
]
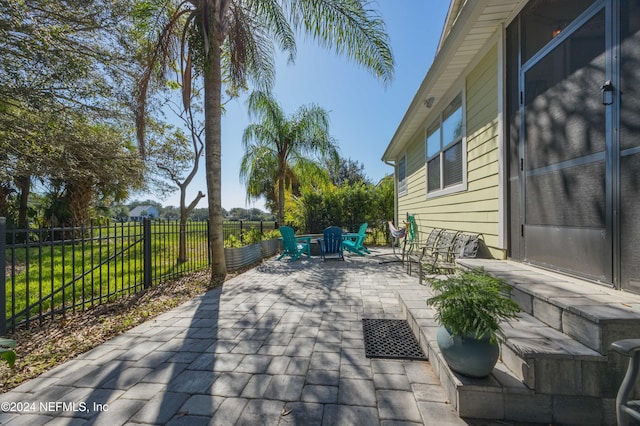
[
  {"left": 342, "top": 223, "right": 370, "bottom": 256},
  {"left": 278, "top": 226, "right": 311, "bottom": 261}
]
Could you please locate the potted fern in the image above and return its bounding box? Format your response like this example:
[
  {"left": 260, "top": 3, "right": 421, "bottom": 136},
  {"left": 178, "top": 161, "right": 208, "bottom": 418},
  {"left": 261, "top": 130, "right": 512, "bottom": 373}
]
[{"left": 426, "top": 268, "right": 520, "bottom": 378}]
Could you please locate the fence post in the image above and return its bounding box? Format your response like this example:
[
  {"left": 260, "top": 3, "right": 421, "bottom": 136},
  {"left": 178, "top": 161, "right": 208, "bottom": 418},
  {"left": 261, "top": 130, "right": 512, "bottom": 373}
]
[
  {"left": 240, "top": 220, "right": 244, "bottom": 243},
  {"left": 143, "top": 218, "right": 152, "bottom": 289},
  {"left": 0, "top": 218, "right": 6, "bottom": 335}
]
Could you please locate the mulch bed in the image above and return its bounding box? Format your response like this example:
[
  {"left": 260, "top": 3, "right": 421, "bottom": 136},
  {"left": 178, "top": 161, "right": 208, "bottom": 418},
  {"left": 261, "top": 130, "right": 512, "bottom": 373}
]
[{"left": 0, "top": 268, "right": 230, "bottom": 393}]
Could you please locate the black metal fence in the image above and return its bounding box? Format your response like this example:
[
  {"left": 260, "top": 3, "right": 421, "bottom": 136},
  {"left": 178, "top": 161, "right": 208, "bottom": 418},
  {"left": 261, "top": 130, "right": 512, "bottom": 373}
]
[
  {"left": 0, "top": 218, "right": 277, "bottom": 334},
  {"left": 222, "top": 220, "right": 278, "bottom": 242}
]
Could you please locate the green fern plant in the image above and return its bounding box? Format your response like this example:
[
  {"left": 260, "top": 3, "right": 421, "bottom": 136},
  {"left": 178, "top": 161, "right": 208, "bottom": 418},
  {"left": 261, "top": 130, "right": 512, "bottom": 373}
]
[{"left": 426, "top": 268, "right": 520, "bottom": 344}]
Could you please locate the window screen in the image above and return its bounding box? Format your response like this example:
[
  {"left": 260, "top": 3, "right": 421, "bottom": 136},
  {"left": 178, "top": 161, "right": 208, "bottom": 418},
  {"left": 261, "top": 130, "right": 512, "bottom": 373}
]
[
  {"left": 427, "top": 157, "right": 440, "bottom": 192},
  {"left": 425, "top": 93, "right": 464, "bottom": 194},
  {"left": 443, "top": 142, "right": 463, "bottom": 187},
  {"left": 398, "top": 155, "right": 407, "bottom": 195}
]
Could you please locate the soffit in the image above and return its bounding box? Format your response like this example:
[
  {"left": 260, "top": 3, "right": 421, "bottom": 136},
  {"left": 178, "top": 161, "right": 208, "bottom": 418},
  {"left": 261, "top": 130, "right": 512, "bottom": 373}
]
[
  {"left": 382, "top": 0, "right": 525, "bottom": 161},
  {"left": 437, "top": 0, "right": 464, "bottom": 53}
]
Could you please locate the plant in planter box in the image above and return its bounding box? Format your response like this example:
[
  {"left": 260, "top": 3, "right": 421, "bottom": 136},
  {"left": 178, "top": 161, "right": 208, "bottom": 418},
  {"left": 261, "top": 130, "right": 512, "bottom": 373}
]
[
  {"left": 242, "top": 228, "right": 263, "bottom": 245},
  {"left": 426, "top": 268, "right": 520, "bottom": 378},
  {"left": 223, "top": 235, "right": 244, "bottom": 248},
  {"left": 262, "top": 229, "right": 281, "bottom": 240},
  {"left": 224, "top": 235, "right": 261, "bottom": 270}
]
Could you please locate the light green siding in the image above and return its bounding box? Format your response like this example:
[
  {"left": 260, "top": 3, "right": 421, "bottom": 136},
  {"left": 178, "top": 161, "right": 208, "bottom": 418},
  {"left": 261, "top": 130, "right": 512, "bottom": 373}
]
[
  {"left": 398, "top": 131, "right": 427, "bottom": 212},
  {"left": 398, "top": 45, "right": 504, "bottom": 259}
]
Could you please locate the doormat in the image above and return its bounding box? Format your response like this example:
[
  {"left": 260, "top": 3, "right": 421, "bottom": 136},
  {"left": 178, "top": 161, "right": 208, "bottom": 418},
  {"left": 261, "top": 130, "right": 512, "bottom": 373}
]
[{"left": 362, "top": 319, "right": 427, "bottom": 360}]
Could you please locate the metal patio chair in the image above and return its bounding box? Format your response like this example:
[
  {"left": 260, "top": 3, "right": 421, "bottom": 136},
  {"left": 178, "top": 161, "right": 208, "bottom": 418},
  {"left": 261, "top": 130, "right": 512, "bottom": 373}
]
[{"left": 611, "top": 339, "right": 640, "bottom": 426}]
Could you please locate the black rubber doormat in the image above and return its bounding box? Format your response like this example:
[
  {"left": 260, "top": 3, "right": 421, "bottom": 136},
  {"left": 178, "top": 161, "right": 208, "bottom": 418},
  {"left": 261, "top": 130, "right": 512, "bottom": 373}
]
[{"left": 362, "top": 319, "right": 427, "bottom": 360}]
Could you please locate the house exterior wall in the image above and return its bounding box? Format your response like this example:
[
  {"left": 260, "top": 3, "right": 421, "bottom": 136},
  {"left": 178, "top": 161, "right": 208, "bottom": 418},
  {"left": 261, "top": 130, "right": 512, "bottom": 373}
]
[
  {"left": 397, "top": 45, "right": 505, "bottom": 259},
  {"left": 129, "top": 206, "right": 159, "bottom": 221},
  {"left": 397, "top": 132, "right": 426, "bottom": 214}
]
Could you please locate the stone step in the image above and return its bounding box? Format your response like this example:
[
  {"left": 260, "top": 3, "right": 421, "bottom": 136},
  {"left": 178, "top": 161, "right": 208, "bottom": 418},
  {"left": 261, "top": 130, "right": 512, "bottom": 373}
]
[
  {"left": 500, "top": 312, "right": 609, "bottom": 396},
  {"left": 457, "top": 259, "right": 640, "bottom": 355},
  {"left": 396, "top": 283, "right": 620, "bottom": 425}
]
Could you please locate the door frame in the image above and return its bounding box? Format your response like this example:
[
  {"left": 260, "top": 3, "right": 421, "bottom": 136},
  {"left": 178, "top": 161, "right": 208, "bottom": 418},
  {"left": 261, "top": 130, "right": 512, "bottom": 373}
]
[{"left": 515, "top": 0, "right": 618, "bottom": 286}]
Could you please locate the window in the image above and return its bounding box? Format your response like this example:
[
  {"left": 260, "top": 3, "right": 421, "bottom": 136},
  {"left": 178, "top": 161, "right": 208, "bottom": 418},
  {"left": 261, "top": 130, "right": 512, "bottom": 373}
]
[
  {"left": 426, "top": 124, "right": 441, "bottom": 192},
  {"left": 425, "top": 93, "right": 465, "bottom": 195},
  {"left": 398, "top": 155, "right": 407, "bottom": 195}
]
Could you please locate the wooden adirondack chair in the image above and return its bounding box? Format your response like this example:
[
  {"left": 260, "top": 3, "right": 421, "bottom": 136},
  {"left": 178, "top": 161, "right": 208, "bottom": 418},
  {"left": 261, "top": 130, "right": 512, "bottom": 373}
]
[
  {"left": 277, "top": 226, "right": 311, "bottom": 261},
  {"left": 316, "top": 226, "right": 344, "bottom": 261},
  {"left": 342, "top": 223, "right": 370, "bottom": 256}
]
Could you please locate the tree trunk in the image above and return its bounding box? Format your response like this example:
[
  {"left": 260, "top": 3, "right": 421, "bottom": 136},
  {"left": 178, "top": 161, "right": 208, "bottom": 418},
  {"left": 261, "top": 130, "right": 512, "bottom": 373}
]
[
  {"left": 16, "top": 175, "right": 30, "bottom": 229},
  {"left": 203, "top": 30, "right": 227, "bottom": 282},
  {"left": 0, "top": 181, "right": 11, "bottom": 219},
  {"left": 277, "top": 153, "right": 286, "bottom": 226},
  {"left": 179, "top": 220, "right": 187, "bottom": 263},
  {"left": 179, "top": 188, "right": 188, "bottom": 264},
  {"left": 277, "top": 173, "right": 285, "bottom": 227},
  {"left": 66, "top": 180, "right": 93, "bottom": 227},
  {"left": 179, "top": 187, "right": 205, "bottom": 263}
]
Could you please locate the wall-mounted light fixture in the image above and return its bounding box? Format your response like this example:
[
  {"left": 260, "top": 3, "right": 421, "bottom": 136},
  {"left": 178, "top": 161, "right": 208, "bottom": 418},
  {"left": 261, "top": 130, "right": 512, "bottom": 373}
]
[
  {"left": 424, "top": 96, "right": 435, "bottom": 108},
  {"left": 552, "top": 22, "right": 567, "bottom": 37}
]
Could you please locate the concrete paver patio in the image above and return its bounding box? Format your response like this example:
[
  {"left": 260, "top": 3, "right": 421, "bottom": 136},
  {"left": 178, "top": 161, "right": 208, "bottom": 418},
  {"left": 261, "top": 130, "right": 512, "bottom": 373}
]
[{"left": 0, "top": 248, "right": 467, "bottom": 425}]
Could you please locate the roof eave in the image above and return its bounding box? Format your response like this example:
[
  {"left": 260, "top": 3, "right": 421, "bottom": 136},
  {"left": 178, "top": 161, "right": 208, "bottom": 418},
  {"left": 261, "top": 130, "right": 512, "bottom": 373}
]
[{"left": 382, "top": 0, "right": 524, "bottom": 162}]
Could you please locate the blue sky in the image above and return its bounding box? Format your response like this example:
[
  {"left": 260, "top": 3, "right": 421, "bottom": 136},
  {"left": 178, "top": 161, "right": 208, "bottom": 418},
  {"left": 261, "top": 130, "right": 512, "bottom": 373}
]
[{"left": 145, "top": 1, "right": 450, "bottom": 211}]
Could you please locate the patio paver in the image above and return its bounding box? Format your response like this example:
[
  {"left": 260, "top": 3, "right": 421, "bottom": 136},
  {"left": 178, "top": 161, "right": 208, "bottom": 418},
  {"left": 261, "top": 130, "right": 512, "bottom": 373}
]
[{"left": 0, "top": 247, "right": 466, "bottom": 425}]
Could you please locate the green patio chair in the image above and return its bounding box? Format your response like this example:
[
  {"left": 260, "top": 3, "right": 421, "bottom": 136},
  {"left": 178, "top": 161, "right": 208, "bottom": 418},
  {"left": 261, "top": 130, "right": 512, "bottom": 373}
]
[
  {"left": 342, "top": 223, "right": 370, "bottom": 256},
  {"left": 277, "top": 226, "right": 311, "bottom": 261},
  {"left": 402, "top": 214, "right": 420, "bottom": 267}
]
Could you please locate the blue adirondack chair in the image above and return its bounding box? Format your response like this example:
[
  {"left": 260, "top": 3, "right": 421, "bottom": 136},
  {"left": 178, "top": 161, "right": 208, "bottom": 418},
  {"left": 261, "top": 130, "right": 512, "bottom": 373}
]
[
  {"left": 277, "top": 226, "right": 311, "bottom": 261},
  {"left": 316, "top": 226, "right": 344, "bottom": 261},
  {"left": 342, "top": 223, "right": 370, "bottom": 256}
]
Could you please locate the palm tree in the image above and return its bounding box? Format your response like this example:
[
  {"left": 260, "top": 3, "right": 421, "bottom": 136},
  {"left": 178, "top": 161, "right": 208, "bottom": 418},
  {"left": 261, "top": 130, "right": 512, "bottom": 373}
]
[
  {"left": 135, "top": 0, "right": 394, "bottom": 282},
  {"left": 240, "top": 90, "right": 338, "bottom": 225}
]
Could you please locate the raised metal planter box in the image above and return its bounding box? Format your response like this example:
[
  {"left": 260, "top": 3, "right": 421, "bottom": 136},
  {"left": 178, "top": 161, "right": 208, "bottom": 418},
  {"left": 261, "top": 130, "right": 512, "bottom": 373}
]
[
  {"left": 260, "top": 238, "right": 280, "bottom": 258},
  {"left": 224, "top": 243, "right": 262, "bottom": 270}
]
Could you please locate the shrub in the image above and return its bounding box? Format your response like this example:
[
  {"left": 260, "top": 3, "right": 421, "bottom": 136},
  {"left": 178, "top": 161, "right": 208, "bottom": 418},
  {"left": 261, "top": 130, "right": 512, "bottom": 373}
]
[
  {"left": 263, "top": 229, "right": 281, "bottom": 240},
  {"left": 0, "top": 338, "right": 16, "bottom": 369},
  {"left": 223, "top": 235, "right": 243, "bottom": 248},
  {"left": 242, "top": 228, "right": 262, "bottom": 245}
]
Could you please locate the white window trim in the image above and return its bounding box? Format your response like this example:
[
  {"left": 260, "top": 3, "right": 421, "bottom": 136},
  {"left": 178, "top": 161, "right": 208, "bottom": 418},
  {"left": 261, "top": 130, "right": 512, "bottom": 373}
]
[
  {"left": 398, "top": 153, "right": 407, "bottom": 197},
  {"left": 425, "top": 89, "right": 468, "bottom": 199}
]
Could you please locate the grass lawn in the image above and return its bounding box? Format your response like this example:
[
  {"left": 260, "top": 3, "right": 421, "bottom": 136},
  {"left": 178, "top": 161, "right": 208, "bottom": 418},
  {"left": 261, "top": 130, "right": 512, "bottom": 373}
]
[{"left": 5, "top": 221, "right": 209, "bottom": 329}]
